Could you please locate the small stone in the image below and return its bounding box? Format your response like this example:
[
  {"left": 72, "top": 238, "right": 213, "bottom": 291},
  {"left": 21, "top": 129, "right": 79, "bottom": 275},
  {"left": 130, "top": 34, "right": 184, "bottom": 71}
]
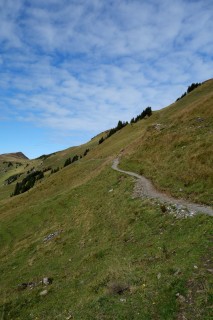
[
  {"left": 109, "top": 189, "right": 113, "bottom": 193},
  {"left": 196, "top": 117, "right": 204, "bottom": 122},
  {"left": 207, "top": 269, "right": 213, "bottom": 274},
  {"left": 174, "top": 269, "right": 181, "bottom": 276},
  {"left": 194, "top": 265, "right": 198, "bottom": 269},
  {"left": 157, "top": 272, "right": 161, "bottom": 279},
  {"left": 178, "top": 294, "right": 186, "bottom": 302},
  {"left": 28, "top": 282, "right": 36, "bottom": 288},
  {"left": 42, "top": 277, "right": 53, "bottom": 285},
  {"left": 18, "top": 283, "right": 28, "bottom": 290},
  {"left": 43, "top": 230, "right": 61, "bottom": 242},
  {"left": 120, "top": 298, "right": 126, "bottom": 303},
  {"left": 39, "top": 289, "right": 48, "bottom": 296}
]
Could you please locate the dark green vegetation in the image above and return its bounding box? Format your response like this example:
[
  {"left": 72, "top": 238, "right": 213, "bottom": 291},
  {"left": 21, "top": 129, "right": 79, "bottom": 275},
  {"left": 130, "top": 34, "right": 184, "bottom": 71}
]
[
  {"left": 64, "top": 155, "right": 79, "bottom": 167},
  {"left": 176, "top": 82, "right": 201, "bottom": 101},
  {"left": 130, "top": 106, "right": 152, "bottom": 124},
  {"left": 4, "top": 173, "right": 23, "bottom": 186},
  {"left": 12, "top": 171, "right": 44, "bottom": 196},
  {"left": 99, "top": 120, "right": 128, "bottom": 144},
  {"left": 36, "top": 153, "right": 56, "bottom": 160},
  {"left": 0, "top": 79, "right": 212, "bottom": 319},
  {"left": 64, "top": 149, "right": 90, "bottom": 167},
  {"left": 99, "top": 107, "right": 152, "bottom": 145},
  {"left": 51, "top": 167, "right": 59, "bottom": 174}
]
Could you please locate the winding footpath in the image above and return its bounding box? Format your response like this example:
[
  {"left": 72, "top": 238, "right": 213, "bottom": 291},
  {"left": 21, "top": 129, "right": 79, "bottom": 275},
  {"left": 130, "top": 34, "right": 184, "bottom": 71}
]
[{"left": 112, "top": 158, "right": 213, "bottom": 216}]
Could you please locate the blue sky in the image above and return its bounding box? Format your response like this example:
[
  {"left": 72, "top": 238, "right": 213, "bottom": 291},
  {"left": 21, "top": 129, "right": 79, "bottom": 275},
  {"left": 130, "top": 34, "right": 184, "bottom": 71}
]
[{"left": 0, "top": 0, "right": 213, "bottom": 159}]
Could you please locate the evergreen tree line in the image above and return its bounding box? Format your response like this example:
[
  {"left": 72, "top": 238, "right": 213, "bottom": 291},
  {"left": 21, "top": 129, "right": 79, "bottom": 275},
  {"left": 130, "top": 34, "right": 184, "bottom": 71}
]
[
  {"left": 176, "top": 82, "right": 201, "bottom": 101},
  {"left": 12, "top": 170, "right": 44, "bottom": 196},
  {"left": 99, "top": 106, "right": 152, "bottom": 145},
  {"left": 83, "top": 148, "right": 89, "bottom": 156},
  {"left": 63, "top": 149, "right": 90, "bottom": 168},
  {"left": 64, "top": 155, "right": 79, "bottom": 167},
  {"left": 99, "top": 120, "right": 128, "bottom": 144},
  {"left": 36, "top": 153, "right": 55, "bottom": 160},
  {"left": 130, "top": 106, "right": 152, "bottom": 124},
  {"left": 51, "top": 167, "right": 59, "bottom": 174},
  {"left": 43, "top": 166, "right": 52, "bottom": 173},
  {"left": 4, "top": 173, "right": 23, "bottom": 185}
]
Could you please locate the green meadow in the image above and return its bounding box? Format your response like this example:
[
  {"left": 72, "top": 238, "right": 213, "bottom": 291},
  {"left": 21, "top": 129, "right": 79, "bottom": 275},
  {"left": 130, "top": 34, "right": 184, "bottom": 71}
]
[{"left": 0, "top": 80, "right": 212, "bottom": 319}]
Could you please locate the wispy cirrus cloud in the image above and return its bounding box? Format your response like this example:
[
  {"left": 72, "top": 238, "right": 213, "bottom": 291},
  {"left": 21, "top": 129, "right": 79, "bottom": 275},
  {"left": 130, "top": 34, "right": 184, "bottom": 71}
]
[{"left": 0, "top": 0, "right": 213, "bottom": 157}]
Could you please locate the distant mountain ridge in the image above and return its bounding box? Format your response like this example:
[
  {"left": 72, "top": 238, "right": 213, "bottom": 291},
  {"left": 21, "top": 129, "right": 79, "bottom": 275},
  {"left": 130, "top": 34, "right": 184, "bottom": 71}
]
[{"left": 0, "top": 152, "right": 29, "bottom": 161}]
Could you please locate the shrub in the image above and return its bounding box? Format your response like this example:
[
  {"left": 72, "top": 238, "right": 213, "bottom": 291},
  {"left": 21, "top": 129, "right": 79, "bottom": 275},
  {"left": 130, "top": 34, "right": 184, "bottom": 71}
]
[
  {"left": 131, "top": 107, "right": 152, "bottom": 124},
  {"left": 176, "top": 82, "right": 201, "bottom": 101},
  {"left": 99, "top": 137, "right": 105, "bottom": 144},
  {"left": 64, "top": 154, "right": 79, "bottom": 167},
  {"left": 4, "top": 173, "right": 23, "bottom": 185},
  {"left": 51, "top": 167, "right": 59, "bottom": 174},
  {"left": 84, "top": 149, "right": 90, "bottom": 156},
  {"left": 64, "top": 158, "right": 71, "bottom": 167},
  {"left": 12, "top": 171, "right": 44, "bottom": 196}
]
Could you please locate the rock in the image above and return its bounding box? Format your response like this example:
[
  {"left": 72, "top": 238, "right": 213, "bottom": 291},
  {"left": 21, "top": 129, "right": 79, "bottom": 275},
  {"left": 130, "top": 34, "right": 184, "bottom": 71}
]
[
  {"left": 39, "top": 289, "right": 48, "bottom": 296},
  {"left": 207, "top": 269, "right": 213, "bottom": 274},
  {"left": 157, "top": 273, "right": 161, "bottom": 280},
  {"left": 28, "top": 282, "right": 36, "bottom": 289},
  {"left": 120, "top": 298, "right": 126, "bottom": 302},
  {"left": 194, "top": 265, "right": 198, "bottom": 269},
  {"left": 43, "top": 230, "right": 62, "bottom": 242},
  {"left": 174, "top": 268, "right": 181, "bottom": 276},
  {"left": 189, "top": 211, "right": 195, "bottom": 217},
  {"left": 42, "top": 277, "right": 53, "bottom": 285},
  {"left": 178, "top": 294, "right": 186, "bottom": 303},
  {"left": 152, "top": 123, "right": 164, "bottom": 131},
  {"left": 108, "top": 189, "right": 113, "bottom": 193},
  {"left": 18, "top": 283, "right": 28, "bottom": 290},
  {"left": 18, "top": 277, "right": 52, "bottom": 292},
  {"left": 17, "top": 282, "right": 36, "bottom": 290},
  {"left": 196, "top": 117, "right": 204, "bottom": 122}
]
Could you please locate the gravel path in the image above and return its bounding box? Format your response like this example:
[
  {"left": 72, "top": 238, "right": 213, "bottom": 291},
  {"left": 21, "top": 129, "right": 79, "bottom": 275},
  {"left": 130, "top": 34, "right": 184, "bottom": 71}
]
[{"left": 112, "top": 158, "right": 213, "bottom": 217}]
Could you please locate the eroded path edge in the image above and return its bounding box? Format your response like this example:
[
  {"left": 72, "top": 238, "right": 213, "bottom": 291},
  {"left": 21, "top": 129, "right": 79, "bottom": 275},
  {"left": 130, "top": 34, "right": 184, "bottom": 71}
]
[{"left": 112, "top": 158, "right": 213, "bottom": 216}]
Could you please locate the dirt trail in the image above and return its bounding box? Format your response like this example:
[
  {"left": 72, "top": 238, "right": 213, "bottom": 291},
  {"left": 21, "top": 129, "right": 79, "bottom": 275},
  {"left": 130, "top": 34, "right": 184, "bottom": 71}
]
[{"left": 112, "top": 158, "right": 213, "bottom": 216}]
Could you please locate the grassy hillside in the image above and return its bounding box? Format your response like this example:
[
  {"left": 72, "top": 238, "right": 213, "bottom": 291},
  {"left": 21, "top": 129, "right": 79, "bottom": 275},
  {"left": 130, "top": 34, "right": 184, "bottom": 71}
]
[
  {"left": 0, "top": 152, "right": 29, "bottom": 162},
  {"left": 0, "top": 80, "right": 212, "bottom": 319},
  {"left": 119, "top": 79, "right": 213, "bottom": 205}
]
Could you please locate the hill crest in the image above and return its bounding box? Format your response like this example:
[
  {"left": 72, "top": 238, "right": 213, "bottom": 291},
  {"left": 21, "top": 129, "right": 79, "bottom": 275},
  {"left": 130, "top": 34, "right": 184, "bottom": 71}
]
[{"left": 0, "top": 152, "right": 29, "bottom": 161}]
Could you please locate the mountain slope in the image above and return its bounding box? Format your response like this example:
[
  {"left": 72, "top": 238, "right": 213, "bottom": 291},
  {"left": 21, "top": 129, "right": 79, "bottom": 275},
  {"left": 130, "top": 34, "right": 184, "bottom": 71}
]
[
  {"left": 0, "top": 152, "right": 29, "bottom": 161},
  {"left": 119, "top": 79, "right": 213, "bottom": 204},
  {"left": 0, "top": 80, "right": 212, "bottom": 320}
]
